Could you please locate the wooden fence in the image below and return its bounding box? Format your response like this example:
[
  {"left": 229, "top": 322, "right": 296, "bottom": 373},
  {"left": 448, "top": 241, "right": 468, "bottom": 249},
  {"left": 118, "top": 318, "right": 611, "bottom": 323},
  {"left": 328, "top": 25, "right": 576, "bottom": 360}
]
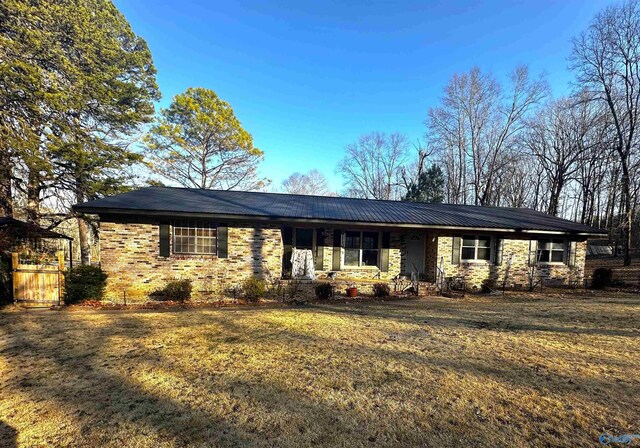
[{"left": 12, "top": 252, "right": 64, "bottom": 307}]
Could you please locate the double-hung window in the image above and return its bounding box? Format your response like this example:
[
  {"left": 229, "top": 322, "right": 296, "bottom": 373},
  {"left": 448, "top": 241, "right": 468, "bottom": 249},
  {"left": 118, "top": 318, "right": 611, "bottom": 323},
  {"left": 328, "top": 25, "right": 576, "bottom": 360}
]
[
  {"left": 173, "top": 220, "right": 217, "bottom": 255},
  {"left": 461, "top": 235, "right": 491, "bottom": 261},
  {"left": 537, "top": 239, "right": 565, "bottom": 263},
  {"left": 344, "top": 231, "right": 379, "bottom": 267}
]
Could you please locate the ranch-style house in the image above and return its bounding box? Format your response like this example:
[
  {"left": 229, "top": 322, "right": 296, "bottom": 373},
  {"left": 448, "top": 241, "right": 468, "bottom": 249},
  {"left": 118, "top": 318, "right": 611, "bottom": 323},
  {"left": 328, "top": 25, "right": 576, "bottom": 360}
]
[{"left": 73, "top": 186, "right": 607, "bottom": 301}]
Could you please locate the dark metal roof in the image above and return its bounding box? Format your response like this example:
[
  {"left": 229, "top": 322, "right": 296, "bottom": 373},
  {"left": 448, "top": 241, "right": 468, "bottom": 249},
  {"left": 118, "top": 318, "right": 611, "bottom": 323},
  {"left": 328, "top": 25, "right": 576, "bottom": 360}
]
[
  {"left": 73, "top": 186, "right": 607, "bottom": 236},
  {"left": 0, "top": 217, "right": 72, "bottom": 240}
]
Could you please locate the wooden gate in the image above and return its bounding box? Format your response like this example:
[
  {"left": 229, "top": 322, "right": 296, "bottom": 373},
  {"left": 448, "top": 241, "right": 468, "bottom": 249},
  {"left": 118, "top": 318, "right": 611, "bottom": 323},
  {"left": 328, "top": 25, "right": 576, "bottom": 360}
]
[{"left": 12, "top": 252, "right": 64, "bottom": 307}]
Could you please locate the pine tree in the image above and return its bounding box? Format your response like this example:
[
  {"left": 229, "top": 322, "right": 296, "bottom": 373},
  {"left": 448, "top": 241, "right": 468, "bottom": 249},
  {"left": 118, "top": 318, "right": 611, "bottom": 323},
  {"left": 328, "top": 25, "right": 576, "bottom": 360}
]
[
  {"left": 403, "top": 164, "right": 445, "bottom": 203},
  {"left": 0, "top": 0, "right": 160, "bottom": 263}
]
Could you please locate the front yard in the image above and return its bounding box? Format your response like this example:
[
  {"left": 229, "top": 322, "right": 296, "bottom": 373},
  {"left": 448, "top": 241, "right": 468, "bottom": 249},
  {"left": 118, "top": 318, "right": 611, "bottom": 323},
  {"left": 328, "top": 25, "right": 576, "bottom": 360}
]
[{"left": 0, "top": 291, "right": 638, "bottom": 447}]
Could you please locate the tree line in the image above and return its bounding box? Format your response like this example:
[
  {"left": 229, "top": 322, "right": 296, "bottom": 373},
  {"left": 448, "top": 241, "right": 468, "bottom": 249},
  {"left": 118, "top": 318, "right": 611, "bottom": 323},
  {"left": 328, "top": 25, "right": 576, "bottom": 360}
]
[
  {"left": 326, "top": 1, "right": 640, "bottom": 265},
  {"left": 2, "top": 0, "right": 639, "bottom": 265}
]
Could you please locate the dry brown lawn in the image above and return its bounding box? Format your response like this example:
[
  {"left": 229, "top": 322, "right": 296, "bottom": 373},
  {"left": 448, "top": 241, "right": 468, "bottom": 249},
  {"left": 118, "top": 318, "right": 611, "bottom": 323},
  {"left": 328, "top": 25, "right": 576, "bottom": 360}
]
[{"left": 0, "top": 291, "right": 639, "bottom": 447}]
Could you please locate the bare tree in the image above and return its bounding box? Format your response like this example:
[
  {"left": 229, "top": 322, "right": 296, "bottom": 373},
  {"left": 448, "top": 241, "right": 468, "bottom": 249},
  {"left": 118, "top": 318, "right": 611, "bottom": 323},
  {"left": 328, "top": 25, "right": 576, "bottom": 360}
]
[
  {"left": 571, "top": 0, "right": 640, "bottom": 265},
  {"left": 428, "top": 66, "right": 547, "bottom": 206},
  {"left": 337, "top": 132, "right": 409, "bottom": 200},
  {"left": 281, "top": 169, "right": 332, "bottom": 195},
  {"left": 398, "top": 142, "right": 435, "bottom": 195},
  {"left": 522, "top": 97, "right": 603, "bottom": 216},
  {"left": 493, "top": 153, "right": 537, "bottom": 208}
]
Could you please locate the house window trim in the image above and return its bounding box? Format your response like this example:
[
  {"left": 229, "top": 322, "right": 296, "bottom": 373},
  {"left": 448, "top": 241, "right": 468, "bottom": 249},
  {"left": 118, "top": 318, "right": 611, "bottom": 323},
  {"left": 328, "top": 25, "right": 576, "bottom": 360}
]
[
  {"left": 536, "top": 238, "right": 567, "bottom": 265},
  {"left": 342, "top": 230, "right": 381, "bottom": 269},
  {"left": 172, "top": 220, "right": 218, "bottom": 256},
  {"left": 460, "top": 235, "right": 493, "bottom": 263}
]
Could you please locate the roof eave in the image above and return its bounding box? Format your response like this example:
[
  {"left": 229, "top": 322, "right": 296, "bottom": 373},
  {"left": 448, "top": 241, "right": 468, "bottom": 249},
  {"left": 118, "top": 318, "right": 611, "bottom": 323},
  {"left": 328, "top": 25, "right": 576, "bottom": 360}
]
[{"left": 73, "top": 206, "right": 608, "bottom": 237}]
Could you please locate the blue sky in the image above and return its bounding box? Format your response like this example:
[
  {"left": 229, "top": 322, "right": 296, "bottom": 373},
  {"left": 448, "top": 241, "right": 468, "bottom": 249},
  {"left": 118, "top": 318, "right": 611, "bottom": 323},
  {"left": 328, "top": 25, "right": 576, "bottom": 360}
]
[{"left": 114, "top": 0, "right": 611, "bottom": 192}]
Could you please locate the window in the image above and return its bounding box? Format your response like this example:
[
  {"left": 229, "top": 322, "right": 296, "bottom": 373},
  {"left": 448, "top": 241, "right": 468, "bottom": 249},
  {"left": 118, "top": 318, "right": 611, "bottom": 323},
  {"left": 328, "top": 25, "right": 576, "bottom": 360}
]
[
  {"left": 537, "top": 239, "right": 565, "bottom": 263},
  {"left": 294, "top": 228, "right": 314, "bottom": 250},
  {"left": 362, "top": 231, "right": 379, "bottom": 266},
  {"left": 461, "top": 235, "right": 491, "bottom": 261},
  {"left": 344, "top": 231, "right": 379, "bottom": 267},
  {"left": 344, "top": 231, "right": 361, "bottom": 266},
  {"left": 173, "top": 220, "right": 217, "bottom": 255}
]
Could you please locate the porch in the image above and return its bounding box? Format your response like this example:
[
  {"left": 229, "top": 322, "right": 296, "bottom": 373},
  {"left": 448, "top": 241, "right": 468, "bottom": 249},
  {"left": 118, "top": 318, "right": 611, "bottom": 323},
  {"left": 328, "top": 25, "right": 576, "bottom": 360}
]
[{"left": 280, "top": 226, "right": 439, "bottom": 284}]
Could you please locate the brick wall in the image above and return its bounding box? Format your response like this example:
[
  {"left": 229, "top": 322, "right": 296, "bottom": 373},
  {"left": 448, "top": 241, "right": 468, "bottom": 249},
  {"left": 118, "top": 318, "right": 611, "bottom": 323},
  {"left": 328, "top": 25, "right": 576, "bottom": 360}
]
[
  {"left": 99, "top": 216, "right": 589, "bottom": 301},
  {"left": 100, "top": 217, "right": 283, "bottom": 302},
  {"left": 434, "top": 234, "right": 587, "bottom": 289}
]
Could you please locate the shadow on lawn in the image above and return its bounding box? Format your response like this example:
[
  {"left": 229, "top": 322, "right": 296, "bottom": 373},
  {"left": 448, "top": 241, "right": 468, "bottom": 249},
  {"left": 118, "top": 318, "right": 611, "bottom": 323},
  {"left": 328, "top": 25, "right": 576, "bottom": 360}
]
[
  {"left": 243, "top": 304, "right": 639, "bottom": 416},
  {"left": 3, "top": 313, "right": 260, "bottom": 446},
  {"left": 2, "top": 298, "right": 638, "bottom": 447},
  {"left": 0, "top": 311, "right": 375, "bottom": 447},
  {"left": 305, "top": 299, "right": 640, "bottom": 337},
  {"left": 0, "top": 421, "right": 17, "bottom": 448}
]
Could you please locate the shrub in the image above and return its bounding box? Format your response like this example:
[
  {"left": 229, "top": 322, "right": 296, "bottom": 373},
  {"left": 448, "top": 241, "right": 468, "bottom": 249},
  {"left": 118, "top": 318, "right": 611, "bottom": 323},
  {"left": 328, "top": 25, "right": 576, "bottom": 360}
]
[
  {"left": 481, "top": 278, "right": 495, "bottom": 293},
  {"left": 591, "top": 268, "right": 613, "bottom": 289},
  {"left": 315, "top": 283, "right": 333, "bottom": 300},
  {"left": 150, "top": 278, "right": 192, "bottom": 302},
  {"left": 243, "top": 276, "right": 266, "bottom": 302},
  {"left": 0, "top": 257, "right": 12, "bottom": 305},
  {"left": 373, "top": 282, "right": 391, "bottom": 297},
  {"left": 64, "top": 265, "right": 108, "bottom": 304}
]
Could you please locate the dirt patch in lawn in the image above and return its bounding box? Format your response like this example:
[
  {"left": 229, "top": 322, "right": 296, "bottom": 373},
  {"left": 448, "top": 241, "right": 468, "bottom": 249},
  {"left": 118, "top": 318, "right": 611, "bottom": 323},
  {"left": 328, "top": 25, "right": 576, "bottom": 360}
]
[{"left": 0, "top": 290, "right": 638, "bottom": 447}]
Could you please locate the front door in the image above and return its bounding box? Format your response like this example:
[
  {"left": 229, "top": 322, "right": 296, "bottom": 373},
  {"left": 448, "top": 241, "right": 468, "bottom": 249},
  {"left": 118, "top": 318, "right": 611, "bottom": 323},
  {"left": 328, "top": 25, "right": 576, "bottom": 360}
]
[{"left": 405, "top": 233, "right": 426, "bottom": 275}]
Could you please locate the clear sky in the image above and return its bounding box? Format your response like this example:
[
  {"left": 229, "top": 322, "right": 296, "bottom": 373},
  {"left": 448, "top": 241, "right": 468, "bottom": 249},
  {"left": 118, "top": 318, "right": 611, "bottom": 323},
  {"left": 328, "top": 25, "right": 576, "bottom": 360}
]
[{"left": 114, "top": 0, "right": 611, "bottom": 192}]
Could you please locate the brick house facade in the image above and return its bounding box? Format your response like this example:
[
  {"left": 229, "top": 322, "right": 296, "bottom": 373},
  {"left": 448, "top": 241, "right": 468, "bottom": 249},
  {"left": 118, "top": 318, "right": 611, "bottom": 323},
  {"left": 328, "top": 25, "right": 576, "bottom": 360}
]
[
  {"left": 100, "top": 217, "right": 589, "bottom": 302},
  {"left": 75, "top": 187, "right": 606, "bottom": 302}
]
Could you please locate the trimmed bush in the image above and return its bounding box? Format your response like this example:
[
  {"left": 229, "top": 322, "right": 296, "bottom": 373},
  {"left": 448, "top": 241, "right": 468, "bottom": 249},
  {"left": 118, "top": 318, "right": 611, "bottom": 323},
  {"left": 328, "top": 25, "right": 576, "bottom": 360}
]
[
  {"left": 150, "top": 278, "right": 192, "bottom": 302},
  {"left": 64, "top": 265, "right": 108, "bottom": 304},
  {"left": 243, "top": 277, "right": 266, "bottom": 302},
  {"left": 315, "top": 283, "right": 333, "bottom": 300},
  {"left": 373, "top": 282, "right": 391, "bottom": 297},
  {"left": 591, "top": 268, "right": 612, "bottom": 289}
]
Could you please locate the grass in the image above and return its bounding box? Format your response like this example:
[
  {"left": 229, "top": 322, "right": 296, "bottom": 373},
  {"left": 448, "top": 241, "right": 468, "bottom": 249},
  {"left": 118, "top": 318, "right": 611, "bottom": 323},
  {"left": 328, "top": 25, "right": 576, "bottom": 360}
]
[{"left": 0, "top": 291, "right": 639, "bottom": 447}]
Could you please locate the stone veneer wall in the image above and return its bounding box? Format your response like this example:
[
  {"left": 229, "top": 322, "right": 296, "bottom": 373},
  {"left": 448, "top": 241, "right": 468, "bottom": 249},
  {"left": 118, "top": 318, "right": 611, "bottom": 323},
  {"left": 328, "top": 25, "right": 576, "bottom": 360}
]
[
  {"left": 434, "top": 234, "right": 587, "bottom": 289},
  {"left": 100, "top": 217, "right": 283, "bottom": 302}
]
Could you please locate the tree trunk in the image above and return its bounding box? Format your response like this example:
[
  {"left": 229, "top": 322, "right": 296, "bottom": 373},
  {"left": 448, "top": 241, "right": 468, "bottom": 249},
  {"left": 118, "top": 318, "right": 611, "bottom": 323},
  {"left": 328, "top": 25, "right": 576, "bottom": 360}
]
[
  {"left": 75, "top": 181, "right": 92, "bottom": 265},
  {"left": 620, "top": 160, "right": 632, "bottom": 266},
  {"left": 0, "top": 153, "right": 12, "bottom": 217},
  {"left": 77, "top": 216, "right": 91, "bottom": 265},
  {"left": 26, "top": 171, "right": 40, "bottom": 223}
]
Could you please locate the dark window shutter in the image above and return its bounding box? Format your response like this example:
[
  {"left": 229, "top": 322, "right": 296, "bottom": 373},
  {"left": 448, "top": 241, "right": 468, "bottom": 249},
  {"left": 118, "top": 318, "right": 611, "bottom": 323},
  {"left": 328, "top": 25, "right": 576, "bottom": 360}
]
[
  {"left": 451, "top": 236, "right": 461, "bottom": 265},
  {"left": 568, "top": 241, "right": 577, "bottom": 267},
  {"left": 380, "top": 231, "right": 391, "bottom": 272},
  {"left": 282, "top": 227, "right": 293, "bottom": 273},
  {"left": 217, "top": 225, "right": 228, "bottom": 258},
  {"left": 332, "top": 229, "right": 342, "bottom": 271},
  {"left": 528, "top": 240, "right": 538, "bottom": 266},
  {"left": 315, "top": 228, "right": 324, "bottom": 271},
  {"left": 159, "top": 222, "right": 170, "bottom": 257},
  {"left": 494, "top": 238, "right": 503, "bottom": 265}
]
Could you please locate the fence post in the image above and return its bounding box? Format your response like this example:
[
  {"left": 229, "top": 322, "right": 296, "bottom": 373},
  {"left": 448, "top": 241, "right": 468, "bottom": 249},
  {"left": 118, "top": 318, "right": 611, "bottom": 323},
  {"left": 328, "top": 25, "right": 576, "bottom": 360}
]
[
  {"left": 11, "top": 252, "right": 18, "bottom": 304},
  {"left": 57, "top": 251, "right": 64, "bottom": 306}
]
